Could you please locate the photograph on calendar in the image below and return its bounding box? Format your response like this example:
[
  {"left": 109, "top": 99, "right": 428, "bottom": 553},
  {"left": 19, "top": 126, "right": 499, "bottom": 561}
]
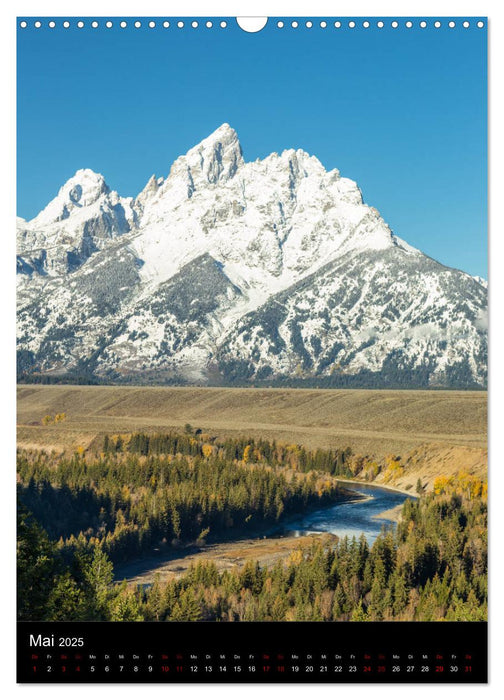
[{"left": 16, "top": 16, "right": 487, "bottom": 675}]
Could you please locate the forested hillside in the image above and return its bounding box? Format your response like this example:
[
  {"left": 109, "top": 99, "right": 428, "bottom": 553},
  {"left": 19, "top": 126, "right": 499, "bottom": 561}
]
[
  {"left": 17, "top": 432, "right": 353, "bottom": 564},
  {"left": 17, "top": 430, "right": 486, "bottom": 622}
]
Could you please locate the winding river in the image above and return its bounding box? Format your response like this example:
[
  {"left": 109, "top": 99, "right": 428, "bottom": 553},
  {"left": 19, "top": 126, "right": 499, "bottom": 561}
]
[
  {"left": 276, "top": 483, "right": 415, "bottom": 545},
  {"left": 116, "top": 483, "right": 416, "bottom": 583}
]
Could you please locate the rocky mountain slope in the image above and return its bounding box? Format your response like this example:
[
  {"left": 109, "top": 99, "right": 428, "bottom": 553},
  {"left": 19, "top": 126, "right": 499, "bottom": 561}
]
[{"left": 17, "top": 124, "right": 487, "bottom": 387}]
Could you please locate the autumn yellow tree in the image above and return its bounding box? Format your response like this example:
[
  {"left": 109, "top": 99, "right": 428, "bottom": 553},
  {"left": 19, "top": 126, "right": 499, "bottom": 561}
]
[{"left": 201, "top": 444, "right": 213, "bottom": 458}]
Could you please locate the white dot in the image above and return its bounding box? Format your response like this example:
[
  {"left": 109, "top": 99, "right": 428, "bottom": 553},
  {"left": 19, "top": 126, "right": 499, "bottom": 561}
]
[
  {"left": 49, "top": 21, "right": 55, "bottom": 28},
  {"left": 363, "top": 21, "right": 370, "bottom": 28},
  {"left": 406, "top": 21, "right": 413, "bottom": 28},
  {"left": 463, "top": 21, "right": 470, "bottom": 28},
  {"left": 92, "top": 21, "right": 98, "bottom": 28},
  {"left": 478, "top": 21, "right": 485, "bottom": 28},
  {"left": 164, "top": 21, "right": 170, "bottom": 28},
  {"left": 392, "top": 21, "right": 398, "bottom": 28},
  {"left": 377, "top": 21, "right": 384, "bottom": 28},
  {"left": 292, "top": 21, "right": 298, "bottom": 28},
  {"left": 135, "top": 21, "right": 141, "bottom": 28},
  {"left": 435, "top": 21, "right": 441, "bottom": 28},
  {"left": 206, "top": 21, "right": 212, "bottom": 28},
  {"left": 20, "top": 21, "right": 27, "bottom": 28},
  {"left": 192, "top": 21, "right": 198, "bottom": 28},
  {"left": 150, "top": 21, "right": 156, "bottom": 28},
  {"left": 420, "top": 21, "right": 427, "bottom": 28},
  {"left": 106, "top": 21, "right": 113, "bottom": 28},
  {"left": 220, "top": 21, "right": 227, "bottom": 28},
  {"left": 120, "top": 21, "right": 127, "bottom": 28},
  {"left": 35, "top": 21, "right": 41, "bottom": 28},
  {"left": 277, "top": 21, "right": 284, "bottom": 28},
  {"left": 449, "top": 21, "right": 455, "bottom": 28},
  {"left": 349, "top": 21, "right": 355, "bottom": 28},
  {"left": 77, "top": 21, "right": 84, "bottom": 28},
  {"left": 177, "top": 21, "right": 184, "bottom": 28},
  {"left": 306, "top": 21, "right": 313, "bottom": 28},
  {"left": 320, "top": 21, "right": 327, "bottom": 28},
  {"left": 63, "top": 21, "right": 69, "bottom": 29},
  {"left": 334, "top": 21, "right": 341, "bottom": 28}
]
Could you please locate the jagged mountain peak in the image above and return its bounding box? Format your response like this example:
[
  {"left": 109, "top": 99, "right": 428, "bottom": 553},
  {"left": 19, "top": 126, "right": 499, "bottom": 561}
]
[
  {"left": 135, "top": 173, "right": 164, "bottom": 208},
  {"left": 69, "top": 167, "right": 108, "bottom": 189},
  {"left": 281, "top": 147, "right": 324, "bottom": 166},
  {"left": 204, "top": 121, "right": 238, "bottom": 141},
  {"left": 30, "top": 168, "right": 111, "bottom": 226},
  {"left": 16, "top": 127, "right": 487, "bottom": 388},
  {"left": 169, "top": 123, "right": 244, "bottom": 187},
  {"left": 198, "top": 122, "right": 240, "bottom": 148},
  {"left": 256, "top": 148, "right": 328, "bottom": 182},
  {"left": 18, "top": 167, "right": 136, "bottom": 278}
]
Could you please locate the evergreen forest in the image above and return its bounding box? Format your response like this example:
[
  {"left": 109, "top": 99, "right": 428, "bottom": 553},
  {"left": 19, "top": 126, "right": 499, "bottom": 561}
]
[{"left": 17, "top": 430, "right": 487, "bottom": 622}]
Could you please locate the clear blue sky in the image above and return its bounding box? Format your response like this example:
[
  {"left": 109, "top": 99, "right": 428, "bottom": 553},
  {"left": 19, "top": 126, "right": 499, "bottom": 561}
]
[{"left": 17, "top": 18, "right": 487, "bottom": 277}]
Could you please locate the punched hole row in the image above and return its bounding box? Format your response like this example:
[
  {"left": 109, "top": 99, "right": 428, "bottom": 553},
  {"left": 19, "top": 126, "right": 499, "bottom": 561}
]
[{"left": 19, "top": 19, "right": 486, "bottom": 30}]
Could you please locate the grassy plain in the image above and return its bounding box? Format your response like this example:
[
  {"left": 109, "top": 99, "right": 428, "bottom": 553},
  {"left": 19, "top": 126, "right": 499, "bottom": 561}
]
[
  {"left": 17, "top": 384, "right": 487, "bottom": 491},
  {"left": 17, "top": 383, "right": 486, "bottom": 454}
]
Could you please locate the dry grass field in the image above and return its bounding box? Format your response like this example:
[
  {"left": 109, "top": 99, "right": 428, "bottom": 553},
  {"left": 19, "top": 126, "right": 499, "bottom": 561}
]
[{"left": 17, "top": 384, "right": 486, "bottom": 468}]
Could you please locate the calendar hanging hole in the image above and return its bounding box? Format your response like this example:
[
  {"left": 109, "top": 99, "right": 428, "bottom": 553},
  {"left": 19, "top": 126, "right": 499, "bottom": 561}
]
[{"left": 237, "top": 17, "right": 268, "bottom": 33}]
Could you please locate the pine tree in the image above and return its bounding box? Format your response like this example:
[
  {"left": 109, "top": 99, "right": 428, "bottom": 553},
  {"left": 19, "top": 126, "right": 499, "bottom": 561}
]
[
  {"left": 47, "top": 572, "right": 87, "bottom": 621},
  {"left": 350, "top": 599, "right": 368, "bottom": 621},
  {"left": 170, "top": 589, "right": 202, "bottom": 621},
  {"left": 145, "top": 574, "right": 166, "bottom": 621},
  {"left": 79, "top": 545, "right": 114, "bottom": 618},
  {"left": 109, "top": 582, "right": 143, "bottom": 621},
  {"left": 17, "top": 504, "right": 59, "bottom": 621},
  {"left": 392, "top": 572, "right": 409, "bottom": 616}
]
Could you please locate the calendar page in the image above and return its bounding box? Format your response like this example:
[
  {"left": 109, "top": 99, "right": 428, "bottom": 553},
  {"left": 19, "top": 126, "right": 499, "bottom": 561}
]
[{"left": 16, "top": 15, "right": 488, "bottom": 684}]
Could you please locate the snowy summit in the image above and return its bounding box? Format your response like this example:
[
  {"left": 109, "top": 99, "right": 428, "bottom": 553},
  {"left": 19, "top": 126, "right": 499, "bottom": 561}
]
[{"left": 17, "top": 124, "right": 487, "bottom": 387}]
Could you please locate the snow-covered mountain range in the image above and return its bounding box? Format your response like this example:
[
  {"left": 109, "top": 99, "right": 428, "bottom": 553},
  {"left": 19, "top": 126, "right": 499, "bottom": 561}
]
[{"left": 17, "top": 124, "right": 487, "bottom": 388}]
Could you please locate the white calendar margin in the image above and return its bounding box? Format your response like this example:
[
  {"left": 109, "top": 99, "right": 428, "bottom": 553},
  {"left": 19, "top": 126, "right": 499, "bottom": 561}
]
[{"left": 2, "top": 1, "right": 500, "bottom": 699}]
